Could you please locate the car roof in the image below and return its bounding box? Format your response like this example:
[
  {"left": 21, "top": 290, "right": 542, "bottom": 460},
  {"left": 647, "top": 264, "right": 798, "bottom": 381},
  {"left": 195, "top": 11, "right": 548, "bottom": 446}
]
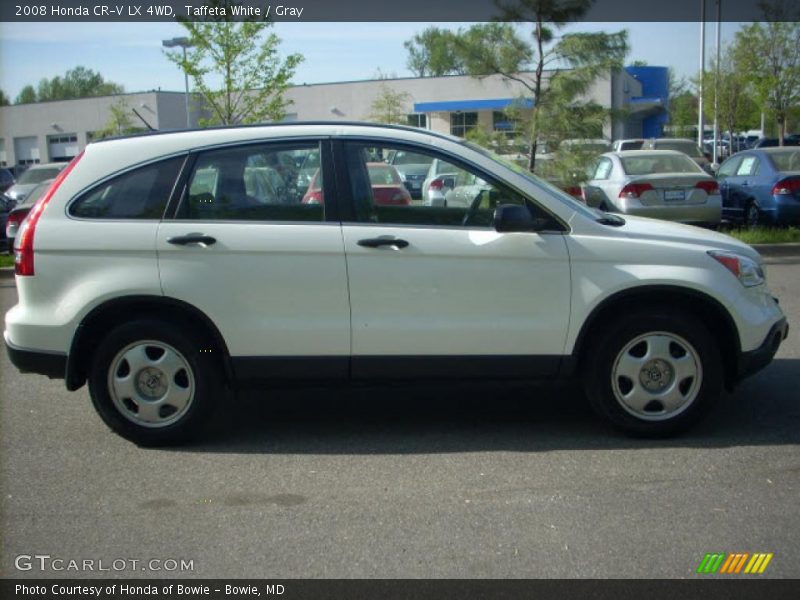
[
  {"left": 92, "top": 121, "right": 461, "bottom": 147},
  {"left": 606, "top": 150, "right": 688, "bottom": 157},
  {"left": 647, "top": 138, "right": 698, "bottom": 143},
  {"left": 26, "top": 162, "right": 68, "bottom": 169}
]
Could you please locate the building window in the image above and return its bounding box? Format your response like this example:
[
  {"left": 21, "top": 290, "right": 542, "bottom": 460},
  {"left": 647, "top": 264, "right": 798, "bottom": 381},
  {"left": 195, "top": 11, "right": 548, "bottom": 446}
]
[
  {"left": 450, "top": 112, "right": 478, "bottom": 138},
  {"left": 48, "top": 134, "right": 78, "bottom": 144},
  {"left": 407, "top": 114, "right": 427, "bottom": 129},
  {"left": 493, "top": 111, "right": 519, "bottom": 138}
]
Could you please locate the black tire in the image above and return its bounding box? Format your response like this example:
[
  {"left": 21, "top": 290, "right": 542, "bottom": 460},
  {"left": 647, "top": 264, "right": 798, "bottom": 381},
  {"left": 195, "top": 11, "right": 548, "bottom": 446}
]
[
  {"left": 88, "top": 319, "right": 224, "bottom": 446},
  {"left": 745, "top": 201, "right": 761, "bottom": 228},
  {"left": 582, "top": 309, "right": 723, "bottom": 436}
]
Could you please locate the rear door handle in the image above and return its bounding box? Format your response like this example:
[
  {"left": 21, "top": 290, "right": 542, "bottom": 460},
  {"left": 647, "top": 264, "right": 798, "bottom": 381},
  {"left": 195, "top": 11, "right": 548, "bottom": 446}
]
[
  {"left": 167, "top": 234, "right": 217, "bottom": 247},
  {"left": 357, "top": 237, "right": 409, "bottom": 249}
]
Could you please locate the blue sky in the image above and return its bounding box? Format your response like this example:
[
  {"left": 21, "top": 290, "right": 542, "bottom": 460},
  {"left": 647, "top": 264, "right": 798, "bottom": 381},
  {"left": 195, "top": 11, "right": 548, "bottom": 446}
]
[{"left": 0, "top": 22, "right": 742, "bottom": 100}]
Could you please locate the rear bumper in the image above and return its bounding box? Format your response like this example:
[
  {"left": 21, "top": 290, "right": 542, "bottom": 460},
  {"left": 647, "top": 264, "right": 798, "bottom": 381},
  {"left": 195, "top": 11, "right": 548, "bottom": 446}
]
[
  {"left": 4, "top": 335, "right": 66, "bottom": 380},
  {"left": 616, "top": 199, "right": 722, "bottom": 224},
  {"left": 736, "top": 317, "right": 788, "bottom": 382}
]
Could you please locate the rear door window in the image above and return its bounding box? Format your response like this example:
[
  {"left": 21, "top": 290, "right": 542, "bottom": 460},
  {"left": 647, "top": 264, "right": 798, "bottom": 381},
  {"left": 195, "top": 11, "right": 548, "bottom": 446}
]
[{"left": 180, "top": 143, "right": 325, "bottom": 222}]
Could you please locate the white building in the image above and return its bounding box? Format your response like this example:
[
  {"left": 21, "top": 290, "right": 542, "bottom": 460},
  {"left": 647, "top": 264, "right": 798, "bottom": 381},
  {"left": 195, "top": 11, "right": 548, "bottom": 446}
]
[{"left": 0, "top": 68, "right": 665, "bottom": 171}]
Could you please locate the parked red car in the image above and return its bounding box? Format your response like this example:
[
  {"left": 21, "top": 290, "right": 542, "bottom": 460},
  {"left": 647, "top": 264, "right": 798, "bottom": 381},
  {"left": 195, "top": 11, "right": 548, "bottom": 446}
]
[{"left": 302, "top": 163, "right": 412, "bottom": 206}]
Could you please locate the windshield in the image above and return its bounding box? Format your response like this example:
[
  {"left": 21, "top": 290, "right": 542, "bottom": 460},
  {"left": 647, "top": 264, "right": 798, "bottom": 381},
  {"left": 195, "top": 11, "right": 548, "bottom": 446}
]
[
  {"left": 391, "top": 151, "right": 433, "bottom": 166},
  {"left": 461, "top": 139, "right": 600, "bottom": 220},
  {"left": 655, "top": 141, "right": 703, "bottom": 158},
  {"left": 621, "top": 154, "right": 701, "bottom": 175},
  {"left": 620, "top": 140, "right": 644, "bottom": 151},
  {"left": 21, "top": 180, "right": 55, "bottom": 207},
  {"left": 768, "top": 149, "right": 800, "bottom": 172},
  {"left": 17, "top": 166, "right": 63, "bottom": 185}
]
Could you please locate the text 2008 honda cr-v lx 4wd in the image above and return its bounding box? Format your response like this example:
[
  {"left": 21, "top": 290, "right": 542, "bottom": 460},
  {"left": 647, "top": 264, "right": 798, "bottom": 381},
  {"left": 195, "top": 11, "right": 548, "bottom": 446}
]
[{"left": 4, "top": 123, "right": 789, "bottom": 445}]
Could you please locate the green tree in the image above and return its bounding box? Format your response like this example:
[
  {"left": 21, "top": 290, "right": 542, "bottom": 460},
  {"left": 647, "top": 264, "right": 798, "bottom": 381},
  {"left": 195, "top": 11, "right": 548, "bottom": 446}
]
[
  {"left": 668, "top": 70, "right": 697, "bottom": 138},
  {"left": 0, "top": 89, "right": 9, "bottom": 106},
  {"left": 403, "top": 27, "right": 465, "bottom": 77},
  {"left": 165, "top": 0, "right": 303, "bottom": 126},
  {"left": 732, "top": 4, "right": 800, "bottom": 145},
  {"left": 36, "top": 66, "right": 124, "bottom": 101},
  {"left": 15, "top": 85, "right": 37, "bottom": 104},
  {"left": 451, "top": 2, "right": 628, "bottom": 171},
  {"left": 94, "top": 98, "right": 143, "bottom": 140},
  {"left": 367, "top": 85, "right": 411, "bottom": 124},
  {"left": 698, "top": 44, "right": 759, "bottom": 146}
]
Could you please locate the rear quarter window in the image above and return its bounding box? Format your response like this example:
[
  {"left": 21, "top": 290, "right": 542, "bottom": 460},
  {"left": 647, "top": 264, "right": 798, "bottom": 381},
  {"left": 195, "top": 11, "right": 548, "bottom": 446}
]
[{"left": 69, "top": 156, "right": 184, "bottom": 219}]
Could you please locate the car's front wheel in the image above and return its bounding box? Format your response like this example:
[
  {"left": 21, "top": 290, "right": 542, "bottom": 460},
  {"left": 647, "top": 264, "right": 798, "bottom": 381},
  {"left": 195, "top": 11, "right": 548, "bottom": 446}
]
[
  {"left": 88, "top": 319, "right": 223, "bottom": 446},
  {"left": 583, "top": 310, "right": 722, "bottom": 436}
]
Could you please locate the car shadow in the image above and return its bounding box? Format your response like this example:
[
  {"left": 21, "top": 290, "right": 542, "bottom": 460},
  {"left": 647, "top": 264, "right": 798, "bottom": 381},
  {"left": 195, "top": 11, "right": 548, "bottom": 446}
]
[{"left": 171, "top": 357, "right": 800, "bottom": 454}]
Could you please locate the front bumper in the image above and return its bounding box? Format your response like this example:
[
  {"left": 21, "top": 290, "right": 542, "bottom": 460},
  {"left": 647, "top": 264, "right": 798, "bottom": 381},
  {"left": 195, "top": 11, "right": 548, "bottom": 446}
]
[
  {"left": 736, "top": 316, "right": 788, "bottom": 382},
  {"left": 4, "top": 336, "right": 66, "bottom": 380}
]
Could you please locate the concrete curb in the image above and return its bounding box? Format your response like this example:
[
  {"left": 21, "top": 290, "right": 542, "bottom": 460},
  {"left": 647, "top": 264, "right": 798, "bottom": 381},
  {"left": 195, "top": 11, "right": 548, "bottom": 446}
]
[
  {"left": 751, "top": 243, "right": 800, "bottom": 258},
  {"left": 0, "top": 267, "right": 13, "bottom": 280}
]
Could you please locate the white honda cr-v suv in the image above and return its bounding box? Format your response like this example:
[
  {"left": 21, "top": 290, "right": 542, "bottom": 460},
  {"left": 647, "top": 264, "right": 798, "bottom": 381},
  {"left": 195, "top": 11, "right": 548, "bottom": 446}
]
[{"left": 4, "top": 123, "right": 788, "bottom": 445}]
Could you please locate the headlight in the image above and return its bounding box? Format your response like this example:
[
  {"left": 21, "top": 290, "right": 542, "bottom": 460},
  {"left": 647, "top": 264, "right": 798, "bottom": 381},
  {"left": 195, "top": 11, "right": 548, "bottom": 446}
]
[{"left": 708, "top": 251, "right": 765, "bottom": 287}]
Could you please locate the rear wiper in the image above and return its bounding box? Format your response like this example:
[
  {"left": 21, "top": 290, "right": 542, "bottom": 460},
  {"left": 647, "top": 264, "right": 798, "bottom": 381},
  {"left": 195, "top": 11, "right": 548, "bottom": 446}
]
[{"left": 596, "top": 213, "right": 626, "bottom": 226}]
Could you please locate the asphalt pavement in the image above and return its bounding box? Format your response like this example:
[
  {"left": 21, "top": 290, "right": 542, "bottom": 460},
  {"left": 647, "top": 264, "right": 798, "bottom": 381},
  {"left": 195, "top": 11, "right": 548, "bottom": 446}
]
[{"left": 1, "top": 257, "right": 799, "bottom": 579}]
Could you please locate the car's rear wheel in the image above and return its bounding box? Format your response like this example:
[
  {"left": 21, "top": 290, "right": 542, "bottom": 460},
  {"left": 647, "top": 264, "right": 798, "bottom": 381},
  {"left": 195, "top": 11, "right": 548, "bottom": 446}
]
[
  {"left": 745, "top": 201, "right": 761, "bottom": 228},
  {"left": 583, "top": 310, "right": 722, "bottom": 436},
  {"left": 88, "top": 319, "right": 223, "bottom": 446}
]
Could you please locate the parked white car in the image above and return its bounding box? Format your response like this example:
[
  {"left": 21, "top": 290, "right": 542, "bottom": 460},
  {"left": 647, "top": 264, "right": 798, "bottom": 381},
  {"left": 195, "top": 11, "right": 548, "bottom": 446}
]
[
  {"left": 4, "top": 123, "right": 787, "bottom": 445},
  {"left": 583, "top": 150, "right": 722, "bottom": 226},
  {"left": 5, "top": 162, "right": 67, "bottom": 203}
]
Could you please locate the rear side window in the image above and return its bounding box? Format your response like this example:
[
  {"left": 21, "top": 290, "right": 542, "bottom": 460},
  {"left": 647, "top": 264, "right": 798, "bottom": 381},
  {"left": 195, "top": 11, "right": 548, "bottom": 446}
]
[{"left": 69, "top": 156, "right": 184, "bottom": 219}]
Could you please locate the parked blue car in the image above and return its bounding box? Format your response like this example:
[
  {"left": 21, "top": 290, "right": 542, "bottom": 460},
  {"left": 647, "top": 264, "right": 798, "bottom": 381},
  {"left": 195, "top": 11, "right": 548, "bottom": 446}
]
[{"left": 716, "top": 148, "right": 800, "bottom": 226}]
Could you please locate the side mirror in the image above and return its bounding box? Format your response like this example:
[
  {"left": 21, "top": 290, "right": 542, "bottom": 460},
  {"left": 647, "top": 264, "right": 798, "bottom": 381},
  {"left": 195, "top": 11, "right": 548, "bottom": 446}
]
[{"left": 494, "top": 204, "right": 537, "bottom": 232}]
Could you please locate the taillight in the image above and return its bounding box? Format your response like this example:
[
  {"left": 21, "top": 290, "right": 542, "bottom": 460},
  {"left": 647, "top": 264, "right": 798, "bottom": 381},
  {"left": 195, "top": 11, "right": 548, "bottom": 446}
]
[
  {"left": 695, "top": 180, "right": 720, "bottom": 195},
  {"left": 618, "top": 182, "right": 654, "bottom": 198},
  {"left": 15, "top": 152, "right": 83, "bottom": 276},
  {"left": 772, "top": 178, "right": 800, "bottom": 195},
  {"left": 6, "top": 210, "right": 26, "bottom": 237},
  {"left": 391, "top": 192, "right": 410, "bottom": 205},
  {"left": 304, "top": 190, "right": 323, "bottom": 205},
  {"left": 429, "top": 178, "right": 444, "bottom": 191},
  {"left": 564, "top": 186, "right": 583, "bottom": 198}
]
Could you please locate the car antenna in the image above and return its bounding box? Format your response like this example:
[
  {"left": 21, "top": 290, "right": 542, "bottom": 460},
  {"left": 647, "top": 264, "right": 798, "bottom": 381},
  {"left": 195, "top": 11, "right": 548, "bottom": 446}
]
[{"left": 131, "top": 108, "right": 156, "bottom": 131}]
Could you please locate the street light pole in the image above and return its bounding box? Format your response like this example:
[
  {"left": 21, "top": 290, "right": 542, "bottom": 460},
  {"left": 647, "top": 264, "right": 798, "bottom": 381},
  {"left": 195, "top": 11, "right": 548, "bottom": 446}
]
[
  {"left": 162, "top": 37, "right": 194, "bottom": 129},
  {"left": 712, "top": 0, "right": 721, "bottom": 165},
  {"left": 698, "top": 0, "right": 706, "bottom": 148}
]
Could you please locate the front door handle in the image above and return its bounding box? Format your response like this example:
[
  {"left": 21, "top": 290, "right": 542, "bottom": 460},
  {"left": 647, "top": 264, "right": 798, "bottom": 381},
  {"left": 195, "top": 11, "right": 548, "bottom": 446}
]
[
  {"left": 357, "top": 237, "right": 409, "bottom": 249},
  {"left": 167, "top": 234, "right": 217, "bottom": 247}
]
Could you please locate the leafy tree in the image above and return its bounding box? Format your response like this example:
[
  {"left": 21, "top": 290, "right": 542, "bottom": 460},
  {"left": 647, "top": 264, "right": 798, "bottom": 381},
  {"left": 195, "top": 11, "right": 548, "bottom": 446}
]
[
  {"left": 94, "top": 98, "right": 143, "bottom": 140},
  {"left": 165, "top": 0, "right": 303, "bottom": 126},
  {"left": 367, "top": 85, "right": 411, "bottom": 124},
  {"left": 668, "top": 70, "right": 697, "bottom": 138},
  {"left": 698, "top": 45, "right": 759, "bottom": 149},
  {"left": 732, "top": 4, "right": 800, "bottom": 145},
  {"left": 403, "top": 27, "right": 465, "bottom": 77},
  {"left": 451, "top": 2, "right": 628, "bottom": 171},
  {"left": 37, "top": 66, "right": 124, "bottom": 101},
  {"left": 0, "top": 89, "right": 9, "bottom": 106},
  {"left": 15, "top": 85, "right": 37, "bottom": 105}
]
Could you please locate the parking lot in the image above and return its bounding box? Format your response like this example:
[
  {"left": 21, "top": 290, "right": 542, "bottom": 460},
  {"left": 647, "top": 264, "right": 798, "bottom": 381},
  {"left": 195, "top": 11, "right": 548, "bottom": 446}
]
[{"left": 1, "top": 253, "right": 799, "bottom": 579}]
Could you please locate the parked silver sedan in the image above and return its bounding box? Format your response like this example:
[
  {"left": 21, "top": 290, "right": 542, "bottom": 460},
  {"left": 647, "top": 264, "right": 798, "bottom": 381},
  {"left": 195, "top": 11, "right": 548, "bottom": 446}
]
[{"left": 582, "top": 150, "right": 721, "bottom": 226}]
